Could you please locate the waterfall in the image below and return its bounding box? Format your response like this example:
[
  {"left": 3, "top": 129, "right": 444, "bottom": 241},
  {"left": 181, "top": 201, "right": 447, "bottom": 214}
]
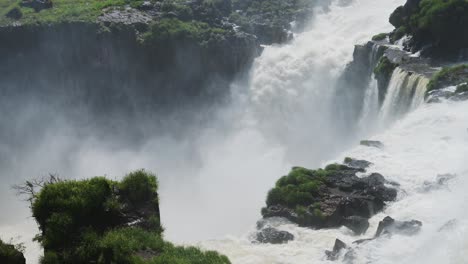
[{"left": 379, "top": 67, "right": 430, "bottom": 126}]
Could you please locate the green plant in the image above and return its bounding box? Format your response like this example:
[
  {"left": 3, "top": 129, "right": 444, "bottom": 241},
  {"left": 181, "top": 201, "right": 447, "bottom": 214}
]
[
  {"left": 456, "top": 83, "right": 468, "bottom": 93},
  {"left": 427, "top": 64, "right": 468, "bottom": 91},
  {"left": 372, "top": 33, "right": 388, "bottom": 41}
]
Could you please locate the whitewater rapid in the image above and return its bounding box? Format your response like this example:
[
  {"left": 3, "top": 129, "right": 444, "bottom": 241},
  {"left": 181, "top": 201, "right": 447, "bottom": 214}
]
[{"left": 200, "top": 98, "right": 468, "bottom": 264}]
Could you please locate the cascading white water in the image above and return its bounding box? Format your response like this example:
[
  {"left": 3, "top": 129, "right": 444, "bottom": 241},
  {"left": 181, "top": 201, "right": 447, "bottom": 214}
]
[
  {"left": 378, "top": 67, "right": 430, "bottom": 126},
  {"left": 201, "top": 99, "right": 468, "bottom": 264}
]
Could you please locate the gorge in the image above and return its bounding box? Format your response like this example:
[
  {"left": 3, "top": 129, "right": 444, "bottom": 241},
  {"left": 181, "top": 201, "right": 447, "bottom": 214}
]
[{"left": 0, "top": 0, "right": 467, "bottom": 263}]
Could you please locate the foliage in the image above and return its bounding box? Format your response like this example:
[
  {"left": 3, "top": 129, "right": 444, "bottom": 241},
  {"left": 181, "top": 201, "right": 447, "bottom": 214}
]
[
  {"left": 374, "top": 56, "right": 398, "bottom": 78},
  {"left": 372, "top": 33, "right": 388, "bottom": 41},
  {"left": 22, "top": 170, "right": 230, "bottom": 264},
  {"left": 388, "top": 0, "right": 468, "bottom": 51},
  {"left": 0, "top": 239, "right": 25, "bottom": 264},
  {"left": 427, "top": 64, "right": 468, "bottom": 91},
  {"left": 265, "top": 167, "right": 328, "bottom": 208}
]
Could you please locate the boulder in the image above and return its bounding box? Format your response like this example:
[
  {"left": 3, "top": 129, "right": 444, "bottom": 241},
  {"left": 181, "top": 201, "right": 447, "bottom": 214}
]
[
  {"left": 5, "top": 7, "right": 22, "bottom": 20},
  {"left": 325, "top": 239, "right": 347, "bottom": 261},
  {"left": 375, "top": 216, "right": 422, "bottom": 237},
  {"left": 20, "top": 0, "right": 52, "bottom": 11},
  {"left": 255, "top": 227, "right": 294, "bottom": 244},
  {"left": 360, "top": 140, "right": 384, "bottom": 148},
  {"left": 342, "top": 216, "right": 370, "bottom": 235},
  {"left": 343, "top": 157, "right": 372, "bottom": 170},
  {"left": 262, "top": 165, "right": 397, "bottom": 231}
]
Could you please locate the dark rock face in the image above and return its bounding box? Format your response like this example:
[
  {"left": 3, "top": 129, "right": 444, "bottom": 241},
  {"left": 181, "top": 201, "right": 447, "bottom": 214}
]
[
  {"left": 375, "top": 216, "right": 422, "bottom": 237},
  {"left": 255, "top": 227, "right": 294, "bottom": 244},
  {"left": 262, "top": 165, "right": 397, "bottom": 232},
  {"left": 389, "top": 0, "right": 468, "bottom": 59},
  {"left": 5, "top": 7, "right": 22, "bottom": 20},
  {"left": 344, "top": 157, "right": 372, "bottom": 170},
  {"left": 325, "top": 239, "right": 347, "bottom": 261},
  {"left": 360, "top": 140, "right": 384, "bottom": 149},
  {"left": 342, "top": 216, "right": 370, "bottom": 235},
  {"left": 20, "top": 0, "right": 52, "bottom": 11},
  {"left": 0, "top": 240, "right": 26, "bottom": 264}
]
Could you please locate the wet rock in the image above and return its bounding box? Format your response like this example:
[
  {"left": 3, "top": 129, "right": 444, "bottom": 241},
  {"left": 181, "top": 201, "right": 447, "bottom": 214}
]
[
  {"left": 343, "top": 157, "right": 372, "bottom": 170},
  {"left": 255, "top": 227, "right": 294, "bottom": 244},
  {"left": 375, "top": 216, "right": 422, "bottom": 237},
  {"left": 20, "top": 0, "right": 52, "bottom": 11},
  {"left": 342, "top": 216, "right": 370, "bottom": 235},
  {"left": 438, "top": 219, "right": 458, "bottom": 232},
  {"left": 263, "top": 165, "right": 397, "bottom": 231},
  {"left": 99, "top": 8, "right": 153, "bottom": 25},
  {"left": 5, "top": 7, "right": 22, "bottom": 20},
  {"left": 325, "top": 239, "right": 347, "bottom": 261},
  {"left": 360, "top": 140, "right": 384, "bottom": 149}
]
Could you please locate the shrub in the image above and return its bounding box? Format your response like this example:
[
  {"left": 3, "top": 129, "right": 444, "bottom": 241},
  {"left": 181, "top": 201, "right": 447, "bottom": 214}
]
[
  {"left": 374, "top": 56, "right": 398, "bottom": 78},
  {"left": 427, "top": 64, "right": 468, "bottom": 91},
  {"left": 372, "top": 33, "right": 388, "bottom": 41},
  {"left": 119, "top": 170, "right": 159, "bottom": 206}
]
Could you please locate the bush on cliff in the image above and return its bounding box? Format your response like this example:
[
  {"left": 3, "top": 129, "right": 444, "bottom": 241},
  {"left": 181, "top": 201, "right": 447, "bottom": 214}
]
[
  {"left": 21, "top": 170, "right": 230, "bottom": 264},
  {"left": 427, "top": 64, "right": 468, "bottom": 92},
  {"left": 389, "top": 0, "right": 468, "bottom": 56},
  {"left": 266, "top": 167, "right": 329, "bottom": 208}
]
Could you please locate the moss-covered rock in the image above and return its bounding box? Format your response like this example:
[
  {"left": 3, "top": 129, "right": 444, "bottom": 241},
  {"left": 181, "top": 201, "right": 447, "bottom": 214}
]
[
  {"left": 262, "top": 161, "right": 397, "bottom": 233},
  {"left": 25, "top": 170, "right": 230, "bottom": 264},
  {"left": 0, "top": 240, "right": 25, "bottom": 264},
  {"left": 372, "top": 33, "right": 388, "bottom": 41},
  {"left": 388, "top": 0, "right": 468, "bottom": 58},
  {"left": 427, "top": 64, "right": 468, "bottom": 92},
  {"left": 374, "top": 56, "right": 399, "bottom": 103}
]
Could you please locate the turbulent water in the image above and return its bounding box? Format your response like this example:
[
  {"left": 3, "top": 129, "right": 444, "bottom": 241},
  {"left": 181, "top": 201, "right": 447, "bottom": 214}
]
[{"left": 3, "top": 0, "right": 467, "bottom": 263}]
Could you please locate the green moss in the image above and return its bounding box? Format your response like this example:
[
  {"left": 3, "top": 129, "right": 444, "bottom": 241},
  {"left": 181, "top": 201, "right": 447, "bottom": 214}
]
[
  {"left": 427, "top": 64, "right": 468, "bottom": 92},
  {"left": 141, "top": 18, "right": 228, "bottom": 47},
  {"left": 372, "top": 33, "right": 388, "bottom": 41},
  {"left": 388, "top": 0, "right": 468, "bottom": 51},
  {"left": 313, "top": 208, "right": 324, "bottom": 220},
  {"left": 266, "top": 166, "right": 328, "bottom": 208},
  {"left": 374, "top": 56, "right": 398, "bottom": 78}
]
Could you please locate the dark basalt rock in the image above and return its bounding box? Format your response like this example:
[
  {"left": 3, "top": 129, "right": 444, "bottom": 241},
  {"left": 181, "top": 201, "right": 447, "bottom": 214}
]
[
  {"left": 360, "top": 140, "right": 384, "bottom": 149},
  {"left": 375, "top": 216, "right": 422, "bottom": 237},
  {"left": 342, "top": 216, "right": 370, "bottom": 235},
  {"left": 255, "top": 227, "right": 294, "bottom": 244},
  {"left": 20, "top": 0, "right": 52, "bottom": 11},
  {"left": 5, "top": 7, "right": 22, "bottom": 20},
  {"left": 325, "top": 239, "right": 347, "bottom": 261},
  {"left": 343, "top": 157, "right": 372, "bottom": 170},
  {"left": 263, "top": 165, "right": 397, "bottom": 231}
]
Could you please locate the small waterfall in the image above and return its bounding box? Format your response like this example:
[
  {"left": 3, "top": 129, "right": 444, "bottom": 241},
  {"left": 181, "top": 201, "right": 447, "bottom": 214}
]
[
  {"left": 378, "top": 67, "right": 429, "bottom": 126},
  {"left": 358, "top": 77, "right": 380, "bottom": 134}
]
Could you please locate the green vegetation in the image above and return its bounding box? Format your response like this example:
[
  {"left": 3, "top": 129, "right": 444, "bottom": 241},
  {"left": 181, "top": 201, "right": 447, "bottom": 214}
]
[
  {"left": 265, "top": 166, "right": 329, "bottom": 208},
  {"left": 0, "top": 239, "right": 25, "bottom": 264},
  {"left": 142, "top": 18, "right": 228, "bottom": 47},
  {"left": 427, "top": 64, "right": 468, "bottom": 92},
  {"left": 374, "top": 56, "right": 398, "bottom": 78},
  {"left": 21, "top": 170, "right": 230, "bottom": 264},
  {"left": 388, "top": 0, "right": 468, "bottom": 52},
  {"left": 0, "top": 0, "right": 129, "bottom": 25},
  {"left": 372, "top": 33, "right": 388, "bottom": 41}
]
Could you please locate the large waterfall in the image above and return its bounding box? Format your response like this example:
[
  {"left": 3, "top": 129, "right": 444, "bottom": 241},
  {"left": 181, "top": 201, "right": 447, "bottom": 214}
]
[{"left": 2, "top": 0, "right": 467, "bottom": 263}]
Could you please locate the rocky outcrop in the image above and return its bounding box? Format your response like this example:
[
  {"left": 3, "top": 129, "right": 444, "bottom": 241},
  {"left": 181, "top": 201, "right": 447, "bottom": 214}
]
[
  {"left": 255, "top": 227, "right": 294, "bottom": 244},
  {"left": 360, "top": 140, "right": 384, "bottom": 149},
  {"left": 262, "top": 162, "right": 397, "bottom": 234},
  {"left": 344, "top": 157, "right": 372, "bottom": 170},
  {"left": 0, "top": 240, "right": 26, "bottom": 264},
  {"left": 325, "top": 239, "right": 347, "bottom": 261},
  {"left": 375, "top": 216, "right": 422, "bottom": 237}
]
